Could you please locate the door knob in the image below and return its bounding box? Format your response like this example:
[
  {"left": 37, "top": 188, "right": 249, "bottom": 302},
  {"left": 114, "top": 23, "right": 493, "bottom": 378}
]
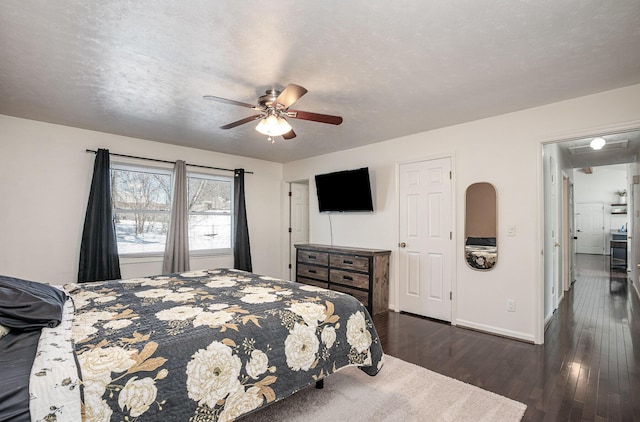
[
  {"left": 555, "top": 242, "right": 560, "bottom": 247},
  {"left": 399, "top": 242, "right": 407, "bottom": 248}
]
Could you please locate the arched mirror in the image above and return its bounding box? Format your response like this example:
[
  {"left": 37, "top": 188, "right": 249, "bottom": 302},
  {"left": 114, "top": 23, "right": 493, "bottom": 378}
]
[{"left": 465, "top": 182, "right": 497, "bottom": 270}]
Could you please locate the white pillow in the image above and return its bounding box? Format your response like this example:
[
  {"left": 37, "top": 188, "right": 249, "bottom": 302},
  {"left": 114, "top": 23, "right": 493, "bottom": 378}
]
[{"left": 0, "top": 323, "right": 9, "bottom": 338}]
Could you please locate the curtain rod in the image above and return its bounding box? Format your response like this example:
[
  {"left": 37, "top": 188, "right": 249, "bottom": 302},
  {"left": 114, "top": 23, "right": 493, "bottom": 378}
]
[{"left": 85, "top": 149, "right": 253, "bottom": 174}]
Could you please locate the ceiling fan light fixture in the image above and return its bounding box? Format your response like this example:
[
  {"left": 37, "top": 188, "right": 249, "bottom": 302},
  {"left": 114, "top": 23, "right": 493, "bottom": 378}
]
[
  {"left": 255, "top": 114, "right": 292, "bottom": 137},
  {"left": 590, "top": 137, "right": 606, "bottom": 150}
]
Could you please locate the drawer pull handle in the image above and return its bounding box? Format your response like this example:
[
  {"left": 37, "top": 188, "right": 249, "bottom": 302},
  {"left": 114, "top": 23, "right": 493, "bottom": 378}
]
[
  {"left": 308, "top": 269, "right": 317, "bottom": 274},
  {"left": 343, "top": 260, "right": 353, "bottom": 264},
  {"left": 343, "top": 275, "right": 353, "bottom": 281},
  {"left": 309, "top": 255, "right": 317, "bottom": 259}
]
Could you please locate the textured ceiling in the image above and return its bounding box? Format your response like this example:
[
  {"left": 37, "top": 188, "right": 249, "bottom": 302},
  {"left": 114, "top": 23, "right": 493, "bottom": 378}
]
[{"left": 1, "top": 1, "right": 640, "bottom": 163}]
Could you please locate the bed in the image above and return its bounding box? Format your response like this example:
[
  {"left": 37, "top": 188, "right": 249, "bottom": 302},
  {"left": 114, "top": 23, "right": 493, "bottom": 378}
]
[
  {"left": 464, "top": 237, "right": 497, "bottom": 270},
  {"left": 0, "top": 269, "right": 384, "bottom": 421}
]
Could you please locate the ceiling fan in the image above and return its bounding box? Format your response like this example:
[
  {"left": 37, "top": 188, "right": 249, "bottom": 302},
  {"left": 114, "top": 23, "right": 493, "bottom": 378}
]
[{"left": 204, "top": 84, "right": 343, "bottom": 142}]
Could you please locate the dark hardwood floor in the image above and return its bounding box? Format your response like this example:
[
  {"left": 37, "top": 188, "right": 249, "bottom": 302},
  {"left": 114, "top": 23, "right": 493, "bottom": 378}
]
[{"left": 372, "top": 254, "right": 640, "bottom": 421}]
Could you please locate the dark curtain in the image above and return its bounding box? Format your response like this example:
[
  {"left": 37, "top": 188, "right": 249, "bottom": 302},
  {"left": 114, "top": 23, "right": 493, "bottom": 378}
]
[
  {"left": 78, "top": 149, "right": 121, "bottom": 282},
  {"left": 233, "top": 169, "right": 252, "bottom": 272}
]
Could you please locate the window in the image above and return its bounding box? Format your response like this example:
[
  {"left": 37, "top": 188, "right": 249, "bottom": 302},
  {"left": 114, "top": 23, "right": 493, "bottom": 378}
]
[
  {"left": 112, "top": 165, "right": 172, "bottom": 255},
  {"left": 187, "top": 173, "right": 232, "bottom": 253},
  {"left": 111, "top": 164, "right": 232, "bottom": 256}
]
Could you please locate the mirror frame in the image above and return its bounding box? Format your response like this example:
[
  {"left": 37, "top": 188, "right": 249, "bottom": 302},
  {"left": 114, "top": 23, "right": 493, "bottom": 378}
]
[{"left": 464, "top": 182, "right": 498, "bottom": 271}]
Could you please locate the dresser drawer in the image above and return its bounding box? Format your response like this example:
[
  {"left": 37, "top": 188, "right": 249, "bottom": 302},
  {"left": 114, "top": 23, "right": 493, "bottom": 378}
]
[
  {"left": 331, "top": 284, "right": 369, "bottom": 307},
  {"left": 297, "top": 263, "right": 329, "bottom": 281},
  {"left": 298, "top": 250, "right": 329, "bottom": 266},
  {"left": 297, "top": 277, "right": 329, "bottom": 290},
  {"left": 295, "top": 244, "right": 390, "bottom": 315},
  {"left": 330, "top": 254, "right": 369, "bottom": 272},
  {"left": 330, "top": 269, "right": 370, "bottom": 290}
]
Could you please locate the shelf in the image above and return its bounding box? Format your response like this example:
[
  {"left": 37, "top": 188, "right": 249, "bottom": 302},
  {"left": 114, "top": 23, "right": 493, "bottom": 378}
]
[{"left": 611, "top": 202, "right": 627, "bottom": 214}]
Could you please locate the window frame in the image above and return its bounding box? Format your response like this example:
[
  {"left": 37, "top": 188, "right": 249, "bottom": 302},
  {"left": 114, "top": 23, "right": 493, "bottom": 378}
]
[
  {"left": 186, "top": 170, "right": 234, "bottom": 257},
  {"left": 110, "top": 162, "right": 234, "bottom": 258}
]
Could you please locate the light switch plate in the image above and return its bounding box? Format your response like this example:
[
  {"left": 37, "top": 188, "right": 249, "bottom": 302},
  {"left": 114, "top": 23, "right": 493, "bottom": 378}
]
[{"left": 507, "top": 225, "right": 516, "bottom": 236}]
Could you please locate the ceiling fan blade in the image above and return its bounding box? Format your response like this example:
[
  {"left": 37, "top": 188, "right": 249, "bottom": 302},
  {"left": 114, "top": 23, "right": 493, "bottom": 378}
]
[
  {"left": 275, "top": 84, "right": 308, "bottom": 109},
  {"left": 282, "top": 129, "right": 297, "bottom": 140},
  {"left": 220, "top": 114, "right": 263, "bottom": 129},
  {"left": 287, "top": 110, "right": 343, "bottom": 125},
  {"left": 203, "top": 95, "right": 258, "bottom": 109}
]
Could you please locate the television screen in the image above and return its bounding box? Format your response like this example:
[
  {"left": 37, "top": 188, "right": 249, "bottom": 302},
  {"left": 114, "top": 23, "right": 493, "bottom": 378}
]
[{"left": 315, "top": 167, "right": 374, "bottom": 212}]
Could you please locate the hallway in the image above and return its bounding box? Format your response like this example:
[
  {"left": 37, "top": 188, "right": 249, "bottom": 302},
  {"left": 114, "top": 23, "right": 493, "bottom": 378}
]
[{"left": 372, "top": 254, "right": 640, "bottom": 421}]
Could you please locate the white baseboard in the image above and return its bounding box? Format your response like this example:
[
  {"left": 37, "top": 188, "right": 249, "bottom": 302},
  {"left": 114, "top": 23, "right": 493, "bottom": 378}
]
[
  {"left": 544, "top": 311, "right": 555, "bottom": 327},
  {"left": 455, "top": 319, "right": 535, "bottom": 343}
]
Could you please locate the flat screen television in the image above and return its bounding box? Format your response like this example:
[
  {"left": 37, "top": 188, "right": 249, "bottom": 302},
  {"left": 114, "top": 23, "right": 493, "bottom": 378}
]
[{"left": 315, "top": 167, "right": 374, "bottom": 212}]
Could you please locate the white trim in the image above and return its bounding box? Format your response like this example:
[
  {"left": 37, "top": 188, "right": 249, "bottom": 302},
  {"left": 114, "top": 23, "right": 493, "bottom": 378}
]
[
  {"left": 537, "top": 119, "right": 640, "bottom": 145},
  {"left": 456, "top": 319, "right": 535, "bottom": 343}
]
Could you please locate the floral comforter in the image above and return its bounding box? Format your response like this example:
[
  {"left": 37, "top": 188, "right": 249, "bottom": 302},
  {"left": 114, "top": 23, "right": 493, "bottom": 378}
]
[
  {"left": 34, "top": 269, "right": 384, "bottom": 421},
  {"left": 465, "top": 245, "right": 497, "bottom": 270}
]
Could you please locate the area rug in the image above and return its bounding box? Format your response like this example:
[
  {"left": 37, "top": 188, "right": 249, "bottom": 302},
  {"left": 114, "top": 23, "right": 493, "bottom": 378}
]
[{"left": 241, "top": 354, "right": 526, "bottom": 421}]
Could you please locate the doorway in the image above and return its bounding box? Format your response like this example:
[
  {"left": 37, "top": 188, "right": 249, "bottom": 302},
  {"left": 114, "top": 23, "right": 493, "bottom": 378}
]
[
  {"left": 288, "top": 181, "right": 309, "bottom": 281},
  {"left": 542, "top": 128, "right": 639, "bottom": 339},
  {"left": 397, "top": 157, "right": 453, "bottom": 321}
]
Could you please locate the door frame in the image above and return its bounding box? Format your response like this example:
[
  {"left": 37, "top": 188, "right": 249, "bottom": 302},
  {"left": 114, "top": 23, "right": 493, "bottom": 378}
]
[
  {"left": 537, "top": 119, "right": 640, "bottom": 344},
  {"left": 632, "top": 172, "right": 639, "bottom": 295},
  {"left": 550, "top": 155, "right": 561, "bottom": 310},
  {"left": 286, "top": 180, "right": 310, "bottom": 281},
  {"left": 394, "top": 153, "right": 456, "bottom": 323},
  {"left": 561, "top": 174, "right": 574, "bottom": 293}
]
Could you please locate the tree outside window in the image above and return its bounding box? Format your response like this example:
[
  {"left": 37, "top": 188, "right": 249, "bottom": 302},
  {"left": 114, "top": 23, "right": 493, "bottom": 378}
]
[
  {"left": 111, "top": 165, "right": 232, "bottom": 256},
  {"left": 112, "top": 166, "right": 172, "bottom": 255},
  {"left": 188, "top": 174, "right": 232, "bottom": 252}
]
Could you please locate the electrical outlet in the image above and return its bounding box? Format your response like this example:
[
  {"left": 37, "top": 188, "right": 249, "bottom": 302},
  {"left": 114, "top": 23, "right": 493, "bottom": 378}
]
[
  {"left": 507, "top": 225, "right": 516, "bottom": 237},
  {"left": 507, "top": 299, "right": 516, "bottom": 312}
]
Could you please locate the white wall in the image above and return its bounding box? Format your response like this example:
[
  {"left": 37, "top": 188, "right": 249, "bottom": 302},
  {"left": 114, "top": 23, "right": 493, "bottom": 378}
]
[
  {"left": 573, "top": 164, "right": 629, "bottom": 233},
  {"left": 0, "top": 115, "right": 284, "bottom": 284},
  {"left": 283, "top": 83, "right": 640, "bottom": 343}
]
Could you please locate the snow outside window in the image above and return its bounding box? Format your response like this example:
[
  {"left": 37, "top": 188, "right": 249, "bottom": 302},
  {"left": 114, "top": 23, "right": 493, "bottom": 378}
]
[
  {"left": 111, "top": 164, "right": 232, "bottom": 256},
  {"left": 187, "top": 173, "right": 232, "bottom": 254}
]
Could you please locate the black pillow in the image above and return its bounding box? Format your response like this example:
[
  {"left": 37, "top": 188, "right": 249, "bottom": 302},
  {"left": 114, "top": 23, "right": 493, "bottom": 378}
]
[
  {"left": 0, "top": 275, "right": 67, "bottom": 331},
  {"left": 465, "top": 237, "right": 496, "bottom": 247}
]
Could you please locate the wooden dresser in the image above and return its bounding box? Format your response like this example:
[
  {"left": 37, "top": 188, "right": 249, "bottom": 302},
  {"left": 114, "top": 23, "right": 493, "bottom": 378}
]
[{"left": 295, "top": 244, "right": 391, "bottom": 315}]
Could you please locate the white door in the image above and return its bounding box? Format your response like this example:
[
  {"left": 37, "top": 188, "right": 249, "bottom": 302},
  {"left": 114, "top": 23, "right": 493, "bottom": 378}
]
[
  {"left": 563, "top": 178, "right": 576, "bottom": 291},
  {"left": 398, "top": 157, "right": 453, "bottom": 321},
  {"left": 289, "top": 182, "right": 309, "bottom": 280},
  {"left": 575, "top": 203, "right": 605, "bottom": 254},
  {"left": 550, "top": 157, "right": 560, "bottom": 306}
]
